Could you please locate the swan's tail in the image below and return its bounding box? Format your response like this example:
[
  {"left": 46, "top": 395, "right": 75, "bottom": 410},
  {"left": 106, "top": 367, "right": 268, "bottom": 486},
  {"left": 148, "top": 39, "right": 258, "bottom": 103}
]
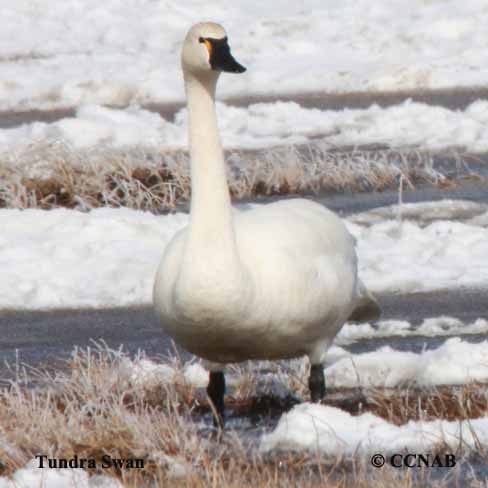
[{"left": 348, "top": 280, "right": 381, "bottom": 323}]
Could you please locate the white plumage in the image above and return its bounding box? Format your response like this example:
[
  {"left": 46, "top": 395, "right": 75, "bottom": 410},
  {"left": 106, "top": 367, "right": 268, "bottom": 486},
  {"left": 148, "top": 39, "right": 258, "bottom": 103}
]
[{"left": 153, "top": 22, "right": 379, "bottom": 412}]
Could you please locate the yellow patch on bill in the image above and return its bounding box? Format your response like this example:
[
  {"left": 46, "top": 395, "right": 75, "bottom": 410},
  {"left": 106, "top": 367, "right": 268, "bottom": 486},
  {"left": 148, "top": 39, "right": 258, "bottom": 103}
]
[{"left": 204, "top": 39, "right": 213, "bottom": 57}]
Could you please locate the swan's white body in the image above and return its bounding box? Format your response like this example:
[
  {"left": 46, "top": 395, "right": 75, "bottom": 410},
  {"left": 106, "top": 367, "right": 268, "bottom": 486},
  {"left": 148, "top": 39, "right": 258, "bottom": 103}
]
[{"left": 154, "top": 22, "right": 366, "bottom": 366}]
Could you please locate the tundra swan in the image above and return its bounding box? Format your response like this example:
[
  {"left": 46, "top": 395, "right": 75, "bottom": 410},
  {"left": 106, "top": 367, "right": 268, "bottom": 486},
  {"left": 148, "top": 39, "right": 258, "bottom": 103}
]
[{"left": 153, "top": 22, "right": 380, "bottom": 426}]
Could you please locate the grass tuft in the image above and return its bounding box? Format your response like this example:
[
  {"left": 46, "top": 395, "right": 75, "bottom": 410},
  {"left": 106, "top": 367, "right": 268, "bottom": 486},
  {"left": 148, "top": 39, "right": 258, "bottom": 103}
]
[
  {"left": 1, "top": 345, "right": 488, "bottom": 486},
  {"left": 0, "top": 142, "right": 454, "bottom": 212}
]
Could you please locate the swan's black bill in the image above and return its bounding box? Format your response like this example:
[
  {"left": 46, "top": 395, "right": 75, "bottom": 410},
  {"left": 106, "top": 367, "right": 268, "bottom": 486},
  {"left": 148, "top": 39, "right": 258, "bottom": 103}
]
[{"left": 200, "top": 36, "right": 246, "bottom": 73}]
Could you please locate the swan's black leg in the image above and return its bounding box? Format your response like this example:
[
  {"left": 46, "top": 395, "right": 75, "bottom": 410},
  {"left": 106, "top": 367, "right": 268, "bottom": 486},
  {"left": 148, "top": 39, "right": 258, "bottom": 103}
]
[
  {"left": 207, "top": 371, "right": 226, "bottom": 428},
  {"left": 308, "top": 364, "right": 326, "bottom": 402}
]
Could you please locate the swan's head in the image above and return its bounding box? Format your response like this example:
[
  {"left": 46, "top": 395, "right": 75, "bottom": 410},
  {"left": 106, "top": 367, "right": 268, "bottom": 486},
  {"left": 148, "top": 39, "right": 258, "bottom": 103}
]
[{"left": 182, "top": 22, "right": 246, "bottom": 76}]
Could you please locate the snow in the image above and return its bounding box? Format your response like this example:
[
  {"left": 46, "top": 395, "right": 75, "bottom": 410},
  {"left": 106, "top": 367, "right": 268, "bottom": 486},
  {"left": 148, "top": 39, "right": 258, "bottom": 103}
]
[
  {"left": 4, "top": 100, "right": 488, "bottom": 154},
  {"left": 2, "top": 0, "right": 488, "bottom": 112},
  {"left": 114, "top": 337, "right": 488, "bottom": 394},
  {"left": 116, "top": 332, "right": 488, "bottom": 392},
  {"left": 121, "top": 357, "right": 176, "bottom": 389},
  {"left": 3, "top": 1, "right": 488, "bottom": 160},
  {"left": 0, "top": 459, "right": 123, "bottom": 488},
  {"left": 120, "top": 356, "right": 208, "bottom": 389},
  {"left": 348, "top": 218, "right": 488, "bottom": 295},
  {"left": 88, "top": 476, "right": 124, "bottom": 488},
  {"left": 337, "top": 317, "right": 488, "bottom": 344},
  {"left": 0, "top": 207, "right": 187, "bottom": 310},
  {"left": 118, "top": 336, "right": 488, "bottom": 391},
  {"left": 0, "top": 200, "right": 487, "bottom": 310},
  {"left": 260, "top": 403, "right": 488, "bottom": 456},
  {"left": 149, "top": 453, "right": 193, "bottom": 480},
  {"left": 326, "top": 338, "right": 488, "bottom": 388},
  {"left": 182, "top": 363, "right": 210, "bottom": 388}
]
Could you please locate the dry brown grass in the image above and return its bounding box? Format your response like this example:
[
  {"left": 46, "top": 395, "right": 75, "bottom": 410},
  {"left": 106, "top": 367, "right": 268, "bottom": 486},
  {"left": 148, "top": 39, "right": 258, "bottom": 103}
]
[
  {"left": 0, "top": 141, "right": 451, "bottom": 212},
  {"left": 363, "top": 385, "right": 488, "bottom": 425},
  {"left": 0, "top": 345, "right": 487, "bottom": 487}
]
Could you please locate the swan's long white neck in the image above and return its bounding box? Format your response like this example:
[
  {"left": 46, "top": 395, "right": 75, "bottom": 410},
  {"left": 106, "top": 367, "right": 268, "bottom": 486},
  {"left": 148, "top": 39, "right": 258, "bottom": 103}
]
[{"left": 181, "top": 70, "right": 240, "bottom": 277}]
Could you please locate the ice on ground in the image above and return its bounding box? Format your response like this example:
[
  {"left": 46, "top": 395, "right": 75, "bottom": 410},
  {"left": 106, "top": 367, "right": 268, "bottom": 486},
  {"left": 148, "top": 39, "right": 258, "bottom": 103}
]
[
  {"left": 260, "top": 403, "right": 488, "bottom": 456},
  {"left": 326, "top": 338, "right": 488, "bottom": 388},
  {"left": 2, "top": 0, "right": 488, "bottom": 111},
  {"left": 0, "top": 459, "right": 123, "bottom": 487},
  {"left": 4, "top": 100, "right": 488, "bottom": 154},
  {"left": 337, "top": 317, "right": 488, "bottom": 345},
  {"left": 0, "top": 200, "right": 487, "bottom": 310}
]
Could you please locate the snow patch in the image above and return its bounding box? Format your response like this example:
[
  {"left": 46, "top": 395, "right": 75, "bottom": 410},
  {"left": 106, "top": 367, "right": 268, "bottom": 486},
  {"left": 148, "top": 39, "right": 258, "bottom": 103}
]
[
  {"left": 0, "top": 459, "right": 123, "bottom": 488},
  {"left": 4, "top": 100, "right": 488, "bottom": 153},
  {"left": 337, "top": 317, "right": 488, "bottom": 344},
  {"left": 260, "top": 403, "right": 488, "bottom": 456},
  {"left": 2, "top": 0, "right": 488, "bottom": 111},
  {"left": 0, "top": 207, "right": 187, "bottom": 310},
  {"left": 327, "top": 338, "right": 488, "bottom": 388},
  {"left": 349, "top": 218, "right": 488, "bottom": 294},
  {"left": 119, "top": 356, "right": 208, "bottom": 390},
  {"left": 1, "top": 201, "right": 487, "bottom": 310},
  {"left": 183, "top": 363, "right": 209, "bottom": 388},
  {"left": 121, "top": 357, "right": 176, "bottom": 389}
]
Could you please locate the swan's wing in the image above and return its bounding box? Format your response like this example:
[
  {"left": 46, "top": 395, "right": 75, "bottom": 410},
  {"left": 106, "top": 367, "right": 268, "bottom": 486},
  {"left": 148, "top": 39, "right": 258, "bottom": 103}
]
[{"left": 348, "top": 280, "right": 381, "bottom": 323}]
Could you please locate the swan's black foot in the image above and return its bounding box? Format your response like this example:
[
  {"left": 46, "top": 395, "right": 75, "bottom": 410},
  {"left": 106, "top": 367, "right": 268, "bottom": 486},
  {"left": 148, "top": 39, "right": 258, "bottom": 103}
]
[
  {"left": 207, "top": 371, "right": 226, "bottom": 428},
  {"left": 308, "top": 364, "right": 326, "bottom": 402}
]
